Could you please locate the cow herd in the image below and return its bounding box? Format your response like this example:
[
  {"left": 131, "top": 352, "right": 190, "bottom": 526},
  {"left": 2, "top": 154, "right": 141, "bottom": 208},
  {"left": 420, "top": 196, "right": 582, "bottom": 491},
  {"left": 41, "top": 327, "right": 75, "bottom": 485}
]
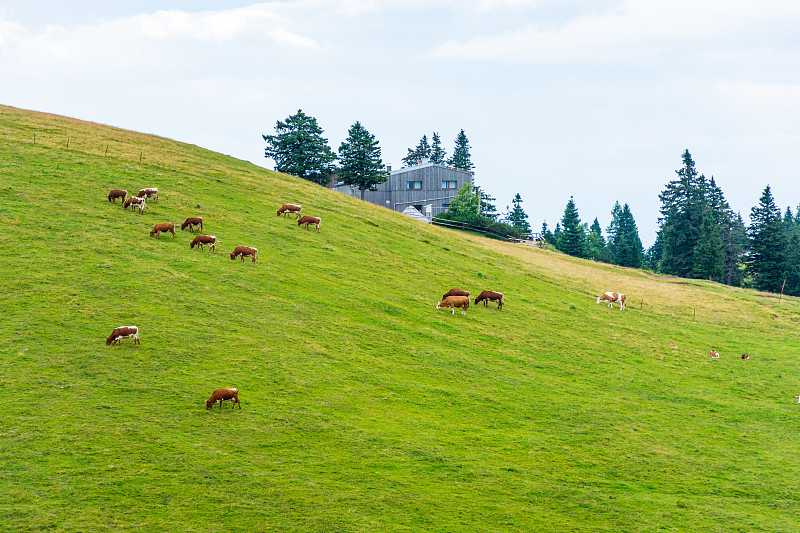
[{"left": 436, "top": 289, "right": 504, "bottom": 315}]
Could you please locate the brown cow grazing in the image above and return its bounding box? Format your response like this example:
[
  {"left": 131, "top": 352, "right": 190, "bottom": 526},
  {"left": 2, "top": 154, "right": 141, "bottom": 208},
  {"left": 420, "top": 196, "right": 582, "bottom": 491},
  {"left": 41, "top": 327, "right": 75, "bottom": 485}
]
[
  {"left": 436, "top": 295, "right": 470, "bottom": 315},
  {"left": 106, "top": 326, "right": 139, "bottom": 346},
  {"left": 710, "top": 349, "right": 720, "bottom": 358},
  {"left": 297, "top": 215, "right": 321, "bottom": 232},
  {"left": 190, "top": 235, "right": 217, "bottom": 252},
  {"left": 230, "top": 246, "right": 257, "bottom": 263},
  {"left": 475, "top": 290, "right": 504, "bottom": 310},
  {"left": 206, "top": 388, "right": 241, "bottom": 410},
  {"left": 138, "top": 188, "right": 158, "bottom": 202},
  {"left": 181, "top": 217, "right": 203, "bottom": 233},
  {"left": 596, "top": 291, "right": 626, "bottom": 310},
  {"left": 123, "top": 196, "right": 147, "bottom": 213},
  {"left": 277, "top": 203, "right": 302, "bottom": 218},
  {"left": 150, "top": 222, "right": 175, "bottom": 239},
  {"left": 108, "top": 189, "right": 127, "bottom": 204},
  {"left": 442, "top": 288, "right": 470, "bottom": 299}
]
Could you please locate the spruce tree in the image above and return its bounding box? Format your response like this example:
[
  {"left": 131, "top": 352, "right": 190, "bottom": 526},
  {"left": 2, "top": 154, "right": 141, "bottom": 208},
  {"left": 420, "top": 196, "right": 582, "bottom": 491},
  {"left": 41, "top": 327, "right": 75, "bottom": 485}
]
[
  {"left": 430, "top": 132, "right": 447, "bottom": 164},
  {"left": 401, "top": 134, "right": 432, "bottom": 166},
  {"left": 262, "top": 109, "right": 337, "bottom": 185},
  {"left": 747, "top": 185, "right": 788, "bottom": 293},
  {"left": 587, "top": 218, "right": 608, "bottom": 262},
  {"left": 559, "top": 196, "right": 587, "bottom": 258},
  {"left": 541, "top": 221, "right": 555, "bottom": 245},
  {"left": 337, "top": 122, "right": 388, "bottom": 200},
  {"left": 506, "top": 193, "right": 531, "bottom": 233},
  {"left": 447, "top": 129, "right": 474, "bottom": 171}
]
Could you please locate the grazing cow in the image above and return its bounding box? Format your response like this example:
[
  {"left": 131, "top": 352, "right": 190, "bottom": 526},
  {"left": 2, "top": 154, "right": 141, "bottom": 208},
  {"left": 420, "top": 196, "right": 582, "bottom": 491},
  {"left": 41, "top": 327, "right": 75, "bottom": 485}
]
[
  {"left": 277, "top": 204, "right": 302, "bottom": 218},
  {"left": 106, "top": 326, "right": 139, "bottom": 346},
  {"left": 206, "top": 388, "right": 241, "bottom": 410},
  {"left": 150, "top": 222, "right": 175, "bottom": 240},
  {"left": 108, "top": 189, "right": 127, "bottom": 204},
  {"left": 190, "top": 235, "right": 217, "bottom": 252},
  {"left": 668, "top": 343, "right": 678, "bottom": 349},
  {"left": 596, "top": 292, "right": 626, "bottom": 310},
  {"left": 475, "top": 290, "right": 504, "bottom": 310},
  {"left": 442, "top": 288, "right": 470, "bottom": 299},
  {"left": 123, "top": 196, "right": 147, "bottom": 213},
  {"left": 297, "top": 215, "right": 321, "bottom": 232},
  {"left": 710, "top": 349, "right": 720, "bottom": 358},
  {"left": 436, "top": 295, "right": 470, "bottom": 315},
  {"left": 181, "top": 217, "right": 203, "bottom": 233},
  {"left": 138, "top": 188, "right": 158, "bottom": 202},
  {"left": 742, "top": 354, "right": 750, "bottom": 360},
  {"left": 230, "top": 246, "right": 257, "bottom": 263}
]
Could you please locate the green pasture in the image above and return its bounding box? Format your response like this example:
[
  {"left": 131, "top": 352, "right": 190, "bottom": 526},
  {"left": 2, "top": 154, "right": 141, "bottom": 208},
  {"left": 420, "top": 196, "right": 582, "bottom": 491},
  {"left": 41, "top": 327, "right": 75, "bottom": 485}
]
[{"left": 1, "top": 105, "right": 800, "bottom": 531}]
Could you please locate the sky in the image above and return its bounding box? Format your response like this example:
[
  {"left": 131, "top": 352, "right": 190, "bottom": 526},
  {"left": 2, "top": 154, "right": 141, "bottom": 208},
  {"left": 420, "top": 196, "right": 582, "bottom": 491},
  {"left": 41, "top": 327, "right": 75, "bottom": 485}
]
[{"left": 2, "top": 1, "right": 800, "bottom": 246}]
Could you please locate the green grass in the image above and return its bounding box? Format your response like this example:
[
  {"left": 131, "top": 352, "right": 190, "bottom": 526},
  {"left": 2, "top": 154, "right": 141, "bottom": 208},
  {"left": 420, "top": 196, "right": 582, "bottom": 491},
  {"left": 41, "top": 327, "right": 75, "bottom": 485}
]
[{"left": 2, "top": 104, "right": 800, "bottom": 531}]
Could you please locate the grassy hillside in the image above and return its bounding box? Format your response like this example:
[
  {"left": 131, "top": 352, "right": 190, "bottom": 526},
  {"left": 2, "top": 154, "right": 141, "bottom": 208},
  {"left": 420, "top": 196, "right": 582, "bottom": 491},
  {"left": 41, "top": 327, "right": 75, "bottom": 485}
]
[{"left": 2, "top": 104, "right": 800, "bottom": 532}]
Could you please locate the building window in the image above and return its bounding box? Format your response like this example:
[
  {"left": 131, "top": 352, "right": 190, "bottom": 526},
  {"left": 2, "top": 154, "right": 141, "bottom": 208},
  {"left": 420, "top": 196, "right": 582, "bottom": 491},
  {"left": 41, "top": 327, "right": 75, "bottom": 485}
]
[
  {"left": 413, "top": 204, "right": 423, "bottom": 212},
  {"left": 442, "top": 180, "right": 457, "bottom": 189},
  {"left": 442, "top": 203, "right": 450, "bottom": 209},
  {"left": 407, "top": 181, "right": 422, "bottom": 190}
]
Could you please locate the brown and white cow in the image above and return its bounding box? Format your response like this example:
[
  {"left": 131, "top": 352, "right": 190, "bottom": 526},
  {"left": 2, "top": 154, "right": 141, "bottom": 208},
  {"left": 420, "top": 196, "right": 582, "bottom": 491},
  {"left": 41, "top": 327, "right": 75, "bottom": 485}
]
[
  {"left": 123, "top": 196, "right": 147, "bottom": 213},
  {"left": 108, "top": 189, "right": 127, "bottom": 204},
  {"left": 181, "top": 217, "right": 203, "bottom": 233},
  {"left": 297, "top": 215, "right": 321, "bottom": 232},
  {"left": 475, "top": 290, "right": 504, "bottom": 310},
  {"left": 436, "top": 295, "right": 470, "bottom": 315},
  {"left": 106, "top": 326, "right": 139, "bottom": 346},
  {"left": 596, "top": 291, "right": 626, "bottom": 310},
  {"left": 205, "top": 388, "right": 241, "bottom": 410},
  {"left": 190, "top": 235, "right": 217, "bottom": 252},
  {"left": 442, "top": 288, "right": 470, "bottom": 299},
  {"left": 741, "top": 354, "right": 750, "bottom": 360},
  {"left": 150, "top": 222, "right": 175, "bottom": 239},
  {"left": 230, "top": 246, "right": 257, "bottom": 263},
  {"left": 138, "top": 188, "right": 158, "bottom": 202},
  {"left": 277, "top": 204, "right": 302, "bottom": 218},
  {"left": 710, "top": 349, "right": 720, "bottom": 358}
]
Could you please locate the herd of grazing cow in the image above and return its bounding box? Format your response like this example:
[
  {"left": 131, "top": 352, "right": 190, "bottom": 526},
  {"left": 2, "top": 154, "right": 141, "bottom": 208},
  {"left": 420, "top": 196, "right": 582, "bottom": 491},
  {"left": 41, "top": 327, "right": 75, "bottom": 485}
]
[{"left": 436, "top": 289, "right": 504, "bottom": 315}]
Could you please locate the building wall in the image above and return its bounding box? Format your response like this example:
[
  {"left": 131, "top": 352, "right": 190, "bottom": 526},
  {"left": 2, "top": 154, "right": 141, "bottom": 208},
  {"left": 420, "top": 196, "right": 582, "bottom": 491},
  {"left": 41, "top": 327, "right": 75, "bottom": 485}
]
[{"left": 332, "top": 162, "right": 473, "bottom": 218}]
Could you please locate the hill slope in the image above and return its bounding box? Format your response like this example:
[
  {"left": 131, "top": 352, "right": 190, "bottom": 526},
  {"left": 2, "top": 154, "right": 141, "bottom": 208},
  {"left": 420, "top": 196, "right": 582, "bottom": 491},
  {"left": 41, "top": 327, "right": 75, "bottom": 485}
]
[{"left": 2, "top": 105, "right": 800, "bottom": 531}]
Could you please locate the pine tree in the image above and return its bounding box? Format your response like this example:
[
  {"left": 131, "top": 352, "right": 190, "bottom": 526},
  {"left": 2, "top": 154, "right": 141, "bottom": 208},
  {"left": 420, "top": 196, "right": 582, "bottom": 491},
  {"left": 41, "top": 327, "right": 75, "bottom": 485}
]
[
  {"left": 541, "top": 221, "right": 555, "bottom": 245},
  {"left": 722, "top": 213, "right": 747, "bottom": 286},
  {"left": 337, "top": 122, "right": 389, "bottom": 200},
  {"left": 478, "top": 190, "right": 499, "bottom": 220},
  {"left": 506, "top": 193, "right": 531, "bottom": 233},
  {"left": 262, "top": 109, "right": 337, "bottom": 185},
  {"left": 747, "top": 185, "right": 788, "bottom": 293},
  {"left": 559, "top": 196, "right": 587, "bottom": 258},
  {"left": 401, "top": 134, "right": 432, "bottom": 166},
  {"left": 430, "top": 132, "right": 447, "bottom": 164},
  {"left": 606, "top": 203, "right": 643, "bottom": 267},
  {"left": 586, "top": 218, "right": 608, "bottom": 262},
  {"left": 447, "top": 129, "right": 474, "bottom": 171}
]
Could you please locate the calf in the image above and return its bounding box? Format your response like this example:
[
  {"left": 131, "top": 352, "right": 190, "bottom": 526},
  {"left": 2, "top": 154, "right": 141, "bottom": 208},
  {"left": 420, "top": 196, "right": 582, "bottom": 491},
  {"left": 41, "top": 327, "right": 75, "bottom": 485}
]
[
  {"left": 442, "top": 288, "right": 470, "bottom": 299},
  {"left": 181, "top": 217, "right": 203, "bottom": 233},
  {"left": 436, "top": 295, "right": 470, "bottom": 315},
  {"left": 205, "top": 388, "right": 241, "bottom": 410},
  {"left": 190, "top": 235, "right": 217, "bottom": 252},
  {"left": 150, "top": 222, "right": 175, "bottom": 239},
  {"left": 138, "top": 188, "right": 158, "bottom": 202},
  {"left": 230, "top": 246, "right": 257, "bottom": 263},
  {"left": 277, "top": 203, "right": 302, "bottom": 218},
  {"left": 710, "top": 349, "right": 720, "bottom": 359},
  {"left": 596, "top": 291, "right": 626, "bottom": 310},
  {"left": 123, "top": 196, "right": 147, "bottom": 213},
  {"left": 108, "top": 189, "right": 127, "bottom": 204},
  {"left": 475, "top": 290, "right": 504, "bottom": 310},
  {"left": 297, "top": 215, "right": 321, "bottom": 232},
  {"left": 106, "top": 326, "right": 139, "bottom": 346}
]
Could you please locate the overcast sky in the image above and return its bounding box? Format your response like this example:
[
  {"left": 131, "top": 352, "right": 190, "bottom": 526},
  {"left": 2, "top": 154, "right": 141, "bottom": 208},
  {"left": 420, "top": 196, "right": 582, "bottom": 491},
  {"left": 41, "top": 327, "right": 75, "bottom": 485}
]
[{"left": 3, "top": 1, "right": 800, "bottom": 246}]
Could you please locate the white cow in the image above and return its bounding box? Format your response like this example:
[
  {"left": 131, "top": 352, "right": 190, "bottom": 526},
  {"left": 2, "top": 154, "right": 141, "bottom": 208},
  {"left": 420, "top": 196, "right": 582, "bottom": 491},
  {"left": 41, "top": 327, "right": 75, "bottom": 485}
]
[{"left": 596, "top": 291, "right": 626, "bottom": 310}]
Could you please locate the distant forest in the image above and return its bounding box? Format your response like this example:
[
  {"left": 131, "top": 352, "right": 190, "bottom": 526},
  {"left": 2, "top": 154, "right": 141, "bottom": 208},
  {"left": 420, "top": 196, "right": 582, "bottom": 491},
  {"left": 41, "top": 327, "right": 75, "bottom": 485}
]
[{"left": 541, "top": 149, "right": 800, "bottom": 297}]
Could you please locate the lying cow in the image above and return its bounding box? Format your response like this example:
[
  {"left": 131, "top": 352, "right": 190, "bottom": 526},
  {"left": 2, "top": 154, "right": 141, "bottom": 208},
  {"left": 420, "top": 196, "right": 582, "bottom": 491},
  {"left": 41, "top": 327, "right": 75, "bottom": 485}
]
[
  {"left": 710, "top": 349, "right": 720, "bottom": 358},
  {"left": 596, "top": 291, "right": 626, "bottom": 310},
  {"left": 108, "top": 189, "right": 127, "bottom": 204},
  {"left": 190, "top": 235, "right": 217, "bottom": 252},
  {"left": 297, "top": 215, "right": 321, "bottom": 232},
  {"left": 206, "top": 388, "right": 241, "bottom": 410},
  {"left": 230, "top": 246, "right": 257, "bottom": 263},
  {"left": 442, "top": 288, "right": 470, "bottom": 299},
  {"left": 181, "top": 217, "right": 203, "bottom": 233},
  {"left": 138, "top": 188, "right": 158, "bottom": 202},
  {"left": 106, "top": 326, "right": 139, "bottom": 346},
  {"left": 437, "top": 295, "right": 470, "bottom": 315},
  {"left": 277, "top": 204, "right": 302, "bottom": 218},
  {"left": 123, "top": 196, "right": 147, "bottom": 213},
  {"left": 475, "top": 290, "right": 504, "bottom": 310},
  {"left": 150, "top": 222, "right": 175, "bottom": 239},
  {"left": 742, "top": 354, "right": 750, "bottom": 360}
]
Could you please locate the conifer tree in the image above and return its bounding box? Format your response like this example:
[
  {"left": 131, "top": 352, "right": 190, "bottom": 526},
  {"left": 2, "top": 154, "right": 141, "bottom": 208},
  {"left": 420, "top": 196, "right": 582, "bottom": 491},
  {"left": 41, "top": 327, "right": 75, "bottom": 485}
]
[
  {"left": 541, "top": 221, "right": 555, "bottom": 245},
  {"left": 747, "top": 185, "right": 788, "bottom": 293},
  {"left": 447, "top": 129, "right": 474, "bottom": 171},
  {"left": 262, "top": 109, "right": 337, "bottom": 185},
  {"left": 558, "top": 196, "right": 587, "bottom": 258},
  {"left": 506, "top": 193, "right": 531, "bottom": 233},
  {"left": 337, "top": 122, "right": 388, "bottom": 200},
  {"left": 586, "top": 218, "right": 609, "bottom": 262},
  {"left": 430, "top": 132, "right": 447, "bottom": 164},
  {"left": 401, "top": 134, "right": 432, "bottom": 166}
]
